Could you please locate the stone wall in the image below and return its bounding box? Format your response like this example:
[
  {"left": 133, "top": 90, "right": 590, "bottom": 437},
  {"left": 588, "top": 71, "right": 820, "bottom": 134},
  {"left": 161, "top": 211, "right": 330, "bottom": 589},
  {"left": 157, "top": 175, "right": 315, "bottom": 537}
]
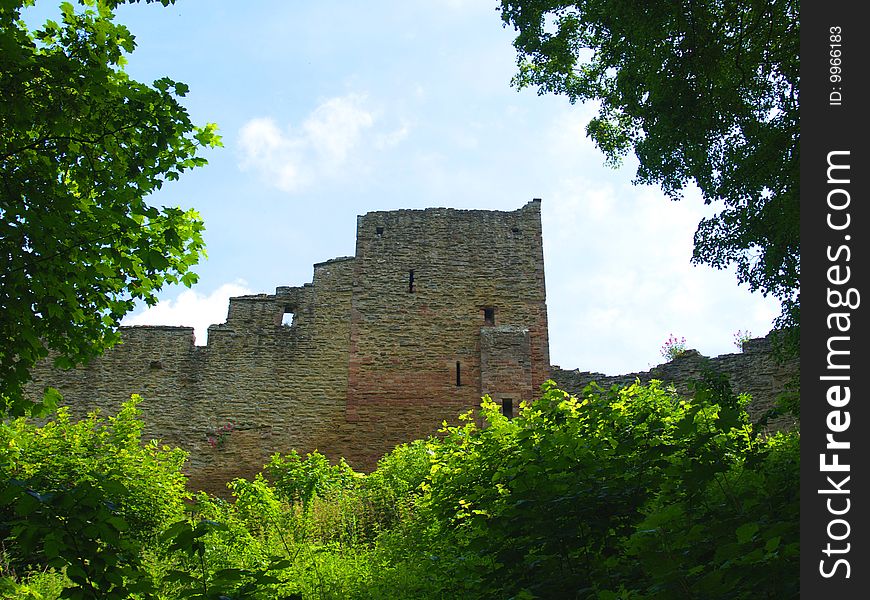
[
  {"left": 551, "top": 335, "right": 799, "bottom": 430},
  {"left": 26, "top": 201, "right": 551, "bottom": 493},
  {"left": 28, "top": 256, "right": 358, "bottom": 493},
  {"left": 25, "top": 199, "right": 797, "bottom": 494},
  {"left": 343, "top": 201, "right": 549, "bottom": 461}
]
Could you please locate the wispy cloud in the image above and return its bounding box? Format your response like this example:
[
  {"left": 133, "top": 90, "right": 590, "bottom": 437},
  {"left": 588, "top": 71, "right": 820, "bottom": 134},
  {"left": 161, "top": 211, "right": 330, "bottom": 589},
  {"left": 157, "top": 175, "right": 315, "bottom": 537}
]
[
  {"left": 303, "top": 95, "right": 374, "bottom": 162},
  {"left": 375, "top": 121, "right": 411, "bottom": 149},
  {"left": 237, "top": 94, "right": 380, "bottom": 192},
  {"left": 122, "top": 281, "right": 253, "bottom": 346},
  {"left": 538, "top": 108, "right": 779, "bottom": 373},
  {"left": 237, "top": 118, "right": 306, "bottom": 191}
]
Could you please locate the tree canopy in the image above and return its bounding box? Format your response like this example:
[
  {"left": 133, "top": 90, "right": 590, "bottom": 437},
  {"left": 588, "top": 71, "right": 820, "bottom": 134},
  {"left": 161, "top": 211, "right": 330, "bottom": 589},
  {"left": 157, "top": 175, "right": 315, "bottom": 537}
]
[
  {"left": 0, "top": 0, "right": 220, "bottom": 415},
  {"left": 499, "top": 0, "right": 799, "bottom": 342}
]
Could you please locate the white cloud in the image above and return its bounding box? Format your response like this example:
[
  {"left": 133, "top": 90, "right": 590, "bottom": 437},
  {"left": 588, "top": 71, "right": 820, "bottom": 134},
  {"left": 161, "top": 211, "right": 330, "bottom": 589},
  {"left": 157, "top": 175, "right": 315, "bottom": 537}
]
[
  {"left": 303, "top": 95, "right": 374, "bottom": 161},
  {"left": 375, "top": 122, "right": 411, "bottom": 149},
  {"left": 122, "top": 281, "right": 253, "bottom": 346},
  {"left": 237, "top": 94, "right": 378, "bottom": 192},
  {"left": 544, "top": 103, "right": 602, "bottom": 165},
  {"left": 238, "top": 118, "right": 306, "bottom": 192},
  {"left": 538, "top": 114, "right": 780, "bottom": 374}
]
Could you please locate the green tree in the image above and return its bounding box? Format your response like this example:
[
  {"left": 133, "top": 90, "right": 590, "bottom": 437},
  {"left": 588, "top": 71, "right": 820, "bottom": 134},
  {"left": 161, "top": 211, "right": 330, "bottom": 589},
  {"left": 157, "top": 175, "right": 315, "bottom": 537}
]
[
  {"left": 499, "top": 0, "right": 799, "bottom": 341},
  {"left": 0, "top": 0, "right": 221, "bottom": 415}
]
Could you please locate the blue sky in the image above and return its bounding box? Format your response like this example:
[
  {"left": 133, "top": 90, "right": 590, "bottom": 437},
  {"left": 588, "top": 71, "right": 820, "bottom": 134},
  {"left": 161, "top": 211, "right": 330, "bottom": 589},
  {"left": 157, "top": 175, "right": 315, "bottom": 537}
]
[{"left": 31, "top": 0, "right": 781, "bottom": 374}]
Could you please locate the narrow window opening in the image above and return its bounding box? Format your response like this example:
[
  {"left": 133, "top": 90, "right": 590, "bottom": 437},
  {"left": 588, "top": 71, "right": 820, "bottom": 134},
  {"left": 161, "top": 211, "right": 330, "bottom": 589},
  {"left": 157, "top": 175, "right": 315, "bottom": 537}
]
[
  {"left": 501, "top": 398, "right": 514, "bottom": 419},
  {"left": 456, "top": 361, "right": 461, "bottom": 386},
  {"left": 408, "top": 270, "right": 415, "bottom": 293},
  {"left": 281, "top": 307, "right": 295, "bottom": 327},
  {"left": 376, "top": 226, "right": 384, "bottom": 236},
  {"left": 483, "top": 307, "right": 495, "bottom": 325}
]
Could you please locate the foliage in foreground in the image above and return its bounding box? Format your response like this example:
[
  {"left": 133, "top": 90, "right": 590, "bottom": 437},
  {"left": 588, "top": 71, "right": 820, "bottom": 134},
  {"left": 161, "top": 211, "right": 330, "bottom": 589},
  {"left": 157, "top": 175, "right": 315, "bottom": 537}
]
[
  {"left": 421, "top": 377, "right": 798, "bottom": 599},
  {"left": 0, "top": 395, "right": 188, "bottom": 598},
  {"left": 1, "top": 378, "right": 798, "bottom": 599},
  {"left": 1, "top": 0, "right": 220, "bottom": 415}
]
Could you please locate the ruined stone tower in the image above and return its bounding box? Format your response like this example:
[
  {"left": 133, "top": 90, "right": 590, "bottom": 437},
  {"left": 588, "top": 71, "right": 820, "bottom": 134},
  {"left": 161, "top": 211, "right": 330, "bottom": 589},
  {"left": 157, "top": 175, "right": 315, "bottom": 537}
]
[
  {"left": 343, "top": 199, "right": 550, "bottom": 457},
  {"left": 27, "top": 200, "right": 550, "bottom": 492}
]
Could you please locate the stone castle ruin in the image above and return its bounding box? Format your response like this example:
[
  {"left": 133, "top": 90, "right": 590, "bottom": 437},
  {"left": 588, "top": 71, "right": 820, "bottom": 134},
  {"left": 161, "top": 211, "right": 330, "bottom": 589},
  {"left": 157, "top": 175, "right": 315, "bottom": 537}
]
[
  {"left": 29, "top": 201, "right": 550, "bottom": 492},
  {"left": 26, "top": 200, "right": 796, "bottom": 493}
]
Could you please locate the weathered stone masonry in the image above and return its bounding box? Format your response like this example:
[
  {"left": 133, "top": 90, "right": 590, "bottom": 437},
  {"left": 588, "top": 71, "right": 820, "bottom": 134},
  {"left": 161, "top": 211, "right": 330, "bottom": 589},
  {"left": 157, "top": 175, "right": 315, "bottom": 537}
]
[
  {"left": 551, "top": 336, "right": 799, "bottom": 430},
  {"left": 27, "top": 201, "right": 550, "bottom": 493},
  {"left": 26, "top": 200, "right": 797, "bottom": 494}
]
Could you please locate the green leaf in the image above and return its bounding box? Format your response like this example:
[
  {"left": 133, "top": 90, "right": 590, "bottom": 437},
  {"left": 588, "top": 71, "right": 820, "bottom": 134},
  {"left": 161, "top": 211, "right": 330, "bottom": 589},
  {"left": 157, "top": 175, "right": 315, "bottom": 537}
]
[
  {"left": 736, "top": 522, "right": 760, "bottom": 545},
  {"left": 764, "top": 535, "right": 781, "bottom": 552},
  {"left": 0, "top": 0, "right": 214, "bottom": 414},
  {"left": 163, "top": 570, "right": 199, "bottom": 585}
]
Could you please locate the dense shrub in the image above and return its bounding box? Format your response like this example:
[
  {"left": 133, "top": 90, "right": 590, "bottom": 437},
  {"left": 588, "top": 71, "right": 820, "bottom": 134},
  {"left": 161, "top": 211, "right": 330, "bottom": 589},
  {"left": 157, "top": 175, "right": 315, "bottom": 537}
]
[
  {"left": 1, "top": 397, "right": 188, "bottom": 534},
  {"left": 265, "top": 450, "right": 359, "bottom": 509},
  {"left": 418, "top": 379, "right": 799, "bottom": 599},
  {"left": 0, "top": 396, "right": 188, "bottom": 597},
  {"left": 0, "top": 380, "right": 798, "bottom": 599}
]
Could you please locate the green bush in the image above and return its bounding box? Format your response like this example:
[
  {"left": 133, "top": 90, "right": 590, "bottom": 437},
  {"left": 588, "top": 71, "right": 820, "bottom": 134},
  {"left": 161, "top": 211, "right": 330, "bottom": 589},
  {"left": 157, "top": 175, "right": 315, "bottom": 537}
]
[
  {"left": 417, "top": 379, "right": 799, "bottom": 599},
  {"left": 0, "top": 381, "right": 797, "bottom": 599},
  {"left": 1, "top": 396, "right": 188, "bottom": 536},
  {"left": 0, "top": 396, "right": 188, "bottom": 598},
  {"left": 265, "top": 451, "right": 359, "bottom": 508},
  {"left": 362, "top": 439, "right": 430, "bottom": 530}
]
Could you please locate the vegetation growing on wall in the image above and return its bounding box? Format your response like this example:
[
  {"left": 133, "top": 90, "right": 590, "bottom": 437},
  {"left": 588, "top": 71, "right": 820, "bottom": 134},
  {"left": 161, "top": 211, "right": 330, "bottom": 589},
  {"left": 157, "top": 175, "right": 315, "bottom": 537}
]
[{"left": 1, "top": 379, "right": 798, "bottom": 599}]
